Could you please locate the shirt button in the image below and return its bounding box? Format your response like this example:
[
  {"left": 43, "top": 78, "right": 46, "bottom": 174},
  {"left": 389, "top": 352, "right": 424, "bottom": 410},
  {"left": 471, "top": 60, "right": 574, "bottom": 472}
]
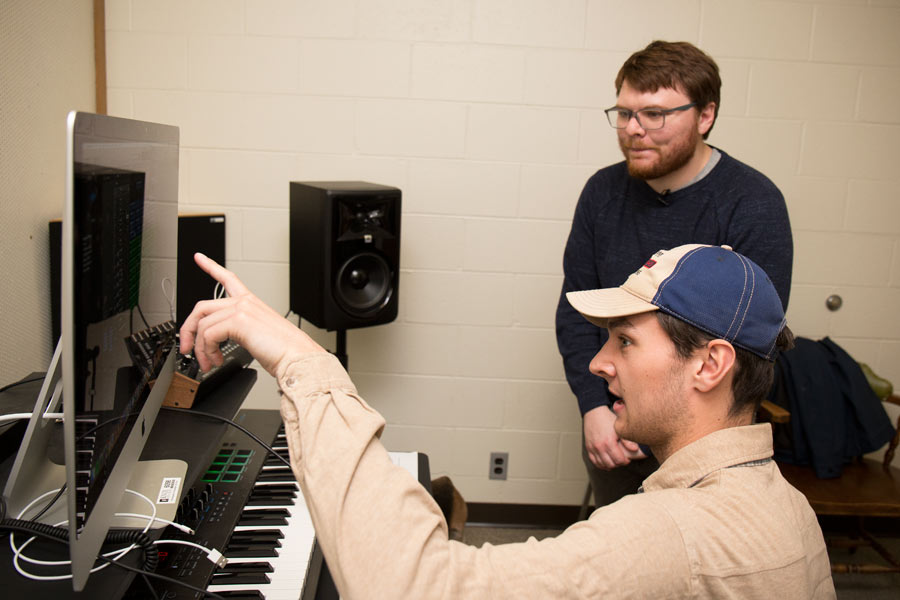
[{"left": 284, "top": 377, "right": 296, "bottom": 388}]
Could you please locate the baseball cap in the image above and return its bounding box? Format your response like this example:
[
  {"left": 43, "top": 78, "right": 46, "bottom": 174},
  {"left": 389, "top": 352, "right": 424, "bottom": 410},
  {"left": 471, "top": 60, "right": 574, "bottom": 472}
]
[{"left": 566, "top": 244, "right": 786, "bottom": 360}]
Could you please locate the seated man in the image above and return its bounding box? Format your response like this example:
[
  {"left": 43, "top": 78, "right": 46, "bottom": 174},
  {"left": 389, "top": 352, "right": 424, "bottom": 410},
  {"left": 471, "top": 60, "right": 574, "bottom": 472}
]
[{"left": 180, "top": 244, "right": 835, "bottom": 599}]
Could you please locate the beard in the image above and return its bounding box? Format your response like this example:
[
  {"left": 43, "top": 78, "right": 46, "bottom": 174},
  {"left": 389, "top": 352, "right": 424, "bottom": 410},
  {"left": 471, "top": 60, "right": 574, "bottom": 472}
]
[
  {"left": 619, "top": 126, "right": 701, "bottom": 181},
  {"left": 613, "top": 362, "right": 691, "bottom": 451}
]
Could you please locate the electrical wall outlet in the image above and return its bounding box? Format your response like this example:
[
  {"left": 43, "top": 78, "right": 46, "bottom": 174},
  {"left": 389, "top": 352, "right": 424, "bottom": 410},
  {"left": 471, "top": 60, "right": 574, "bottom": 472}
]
[{"left": 489, "top": 452, "right": 508, "bottom": 480}]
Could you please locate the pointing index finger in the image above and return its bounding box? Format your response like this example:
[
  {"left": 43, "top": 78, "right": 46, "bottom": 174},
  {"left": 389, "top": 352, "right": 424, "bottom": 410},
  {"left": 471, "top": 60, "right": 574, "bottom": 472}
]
[{"left": 194, "top": 252, "right": 250, "bottom": 297}]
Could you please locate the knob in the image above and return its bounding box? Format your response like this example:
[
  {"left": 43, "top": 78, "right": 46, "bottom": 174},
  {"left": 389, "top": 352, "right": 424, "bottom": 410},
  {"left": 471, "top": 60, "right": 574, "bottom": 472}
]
[{"left": 826, "top": 294, "right": 843, "bottom": 312}]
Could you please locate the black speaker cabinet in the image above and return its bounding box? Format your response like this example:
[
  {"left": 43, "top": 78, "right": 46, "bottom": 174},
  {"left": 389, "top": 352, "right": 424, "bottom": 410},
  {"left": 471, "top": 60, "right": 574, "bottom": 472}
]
[
  {"left": 49, "top": 219, "right": 62, "bottom": 351},
  {"left": 176, "top": 214, "right": 226, "bottom": 326},
  {"left": 290, "top": 181, "right": 401, "bottom": 330}
]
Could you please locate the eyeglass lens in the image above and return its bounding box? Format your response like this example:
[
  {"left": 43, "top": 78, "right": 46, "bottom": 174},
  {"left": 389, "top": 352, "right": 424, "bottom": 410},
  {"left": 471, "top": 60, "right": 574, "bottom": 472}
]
[{"left": 607, "top": 109, "right": 667, "bottom": 130}]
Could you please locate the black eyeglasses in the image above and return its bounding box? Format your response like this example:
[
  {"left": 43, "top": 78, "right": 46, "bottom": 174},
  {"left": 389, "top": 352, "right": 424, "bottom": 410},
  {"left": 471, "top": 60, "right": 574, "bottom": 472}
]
[{"left": 604, "top": 102, "right": 697, "bottom": 130}]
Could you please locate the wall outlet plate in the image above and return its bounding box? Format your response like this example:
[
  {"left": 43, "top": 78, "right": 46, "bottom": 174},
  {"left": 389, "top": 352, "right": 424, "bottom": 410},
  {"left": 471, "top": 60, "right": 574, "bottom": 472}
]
[{"left": 489, "top": 451, "right": 508, "bottom": 480}]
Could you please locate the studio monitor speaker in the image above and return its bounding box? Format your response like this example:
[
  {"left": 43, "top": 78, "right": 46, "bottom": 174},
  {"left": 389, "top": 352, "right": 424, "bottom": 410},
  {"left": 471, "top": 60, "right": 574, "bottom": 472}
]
[
  {"left": 176, "top": 214, "right": 226, "bottom": 327},
  {"left": 289, "top": 181, "right": 401, "bottom": 330}
]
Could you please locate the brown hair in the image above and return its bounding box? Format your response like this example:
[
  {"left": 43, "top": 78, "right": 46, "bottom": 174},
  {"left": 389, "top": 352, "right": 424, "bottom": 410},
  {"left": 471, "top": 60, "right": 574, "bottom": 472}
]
[
  {"left": 615, "top": 41, "right": 721, "bottom": 139},
  {"left": 655, "top": 312, "right": 795, "bottom": 418}
]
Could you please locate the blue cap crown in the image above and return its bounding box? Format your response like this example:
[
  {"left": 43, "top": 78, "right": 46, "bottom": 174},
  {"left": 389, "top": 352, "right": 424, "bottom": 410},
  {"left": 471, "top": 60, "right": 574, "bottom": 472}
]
[{"left": 652, "top": 245, "right": 785, "bottom": 360}]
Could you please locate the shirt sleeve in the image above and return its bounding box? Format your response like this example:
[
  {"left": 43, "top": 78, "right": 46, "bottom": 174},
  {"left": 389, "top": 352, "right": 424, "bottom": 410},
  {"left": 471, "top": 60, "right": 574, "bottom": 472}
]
[
  {"left": 276, "top": 352, "right": 691, "bottom": 598},
  {"left": 556, "top": 179, "right": 611, "bottom": 416}
]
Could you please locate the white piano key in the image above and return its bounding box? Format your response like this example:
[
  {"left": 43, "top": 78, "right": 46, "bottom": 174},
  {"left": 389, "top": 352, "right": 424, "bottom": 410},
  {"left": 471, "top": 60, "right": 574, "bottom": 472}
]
[{"left": 209, "top": 480, "right": 315, "bottom": 599}]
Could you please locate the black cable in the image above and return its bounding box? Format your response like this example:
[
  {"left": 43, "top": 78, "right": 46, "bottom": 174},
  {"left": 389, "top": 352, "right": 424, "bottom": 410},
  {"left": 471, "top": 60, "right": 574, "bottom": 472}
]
[
  {"left": 142, "top": 573, "right": 162, "bottom": 600},
  {"left": 26, "top": 485, "right": 66, "bottom": 524},
  {"left": 0, "top": 519, "right": 158, "bottom": 572},
  {"left": 0, "top": 376, "right": 45, "bottom": 395},
  {"left": 162, "top": 406, "right": 293, "bottom": 470},
  {"left": 136, "top": 304, "right": 151, "bottom": 329}
]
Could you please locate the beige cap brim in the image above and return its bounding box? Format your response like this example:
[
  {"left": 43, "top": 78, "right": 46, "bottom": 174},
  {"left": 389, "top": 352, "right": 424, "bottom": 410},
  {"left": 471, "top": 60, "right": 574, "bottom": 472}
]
[{"left": 566, "top": 288, "right": 658, "bottom": 328}]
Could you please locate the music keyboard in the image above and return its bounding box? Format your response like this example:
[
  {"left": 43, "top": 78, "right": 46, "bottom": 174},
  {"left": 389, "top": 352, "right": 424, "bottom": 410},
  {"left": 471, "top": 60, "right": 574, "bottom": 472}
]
[
  {"left": 127, "top": 410, "right": 424, "bottom": 600},
  {"left": 206, "top": 430, "right": 316, "bottom": 599}
]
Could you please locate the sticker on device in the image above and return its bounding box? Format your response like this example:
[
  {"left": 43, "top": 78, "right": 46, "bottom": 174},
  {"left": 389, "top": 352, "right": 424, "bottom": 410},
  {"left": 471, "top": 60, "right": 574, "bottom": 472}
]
[{"left": 157, "top": 477, "right": 182, "bottom": 504}]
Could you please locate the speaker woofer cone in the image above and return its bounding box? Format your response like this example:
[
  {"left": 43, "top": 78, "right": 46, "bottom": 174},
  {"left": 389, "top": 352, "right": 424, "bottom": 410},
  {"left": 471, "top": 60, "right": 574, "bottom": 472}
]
[{"left": 334, "top": 252, "right": 393, "bottom": 316}]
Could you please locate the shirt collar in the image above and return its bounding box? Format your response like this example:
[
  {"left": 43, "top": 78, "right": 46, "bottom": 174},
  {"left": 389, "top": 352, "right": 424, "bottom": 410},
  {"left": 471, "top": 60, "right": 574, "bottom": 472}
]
[{"left": 640, "top": 423, "right": 774, "bottom": 493}]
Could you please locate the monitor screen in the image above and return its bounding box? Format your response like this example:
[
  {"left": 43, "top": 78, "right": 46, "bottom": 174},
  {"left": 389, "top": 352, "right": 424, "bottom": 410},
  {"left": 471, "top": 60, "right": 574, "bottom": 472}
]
[{"left": 63, "top": 112, "right": 179, "bottom": 590}]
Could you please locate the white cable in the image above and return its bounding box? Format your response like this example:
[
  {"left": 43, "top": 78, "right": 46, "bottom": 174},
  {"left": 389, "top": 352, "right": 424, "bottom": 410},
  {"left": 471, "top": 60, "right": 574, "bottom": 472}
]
[
  {"left": 162, "top": 277, "right": 176, "bottom": 321},
  {"left": 115, "top": 512, "right": 194, "bottom": 534},
  {"left": 154, "top": 538, "right": 228, "bottom": 568},
  {"left": 10, "top": 488, "right": 157, "bottom": 581},
  {"left": 0, "top": 413, "right": 33, "bottom": 425},
  {"left": 0, "top": 412, "right": 64, "bottom": 425},
  {"left": 12, "top": 488, "right": 65, "bottom": 522}
]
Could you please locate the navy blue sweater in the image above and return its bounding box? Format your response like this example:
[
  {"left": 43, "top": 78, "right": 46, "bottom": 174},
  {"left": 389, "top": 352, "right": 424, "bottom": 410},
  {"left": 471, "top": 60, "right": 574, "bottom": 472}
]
[{"left": 556, "top": 149, "right": 793, "bottom": 416}]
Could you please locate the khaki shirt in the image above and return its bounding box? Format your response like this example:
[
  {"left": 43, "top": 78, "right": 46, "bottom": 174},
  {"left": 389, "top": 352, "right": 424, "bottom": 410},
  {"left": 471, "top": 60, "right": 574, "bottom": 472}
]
[{"left": 278, "top": 352, "right": 835, "bottom": 599}]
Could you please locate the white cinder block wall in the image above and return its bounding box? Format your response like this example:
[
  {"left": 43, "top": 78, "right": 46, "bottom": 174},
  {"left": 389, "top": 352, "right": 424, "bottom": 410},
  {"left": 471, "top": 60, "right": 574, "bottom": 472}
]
[{"left": 101, "top": 0, "right": 900, "bottom": 504}]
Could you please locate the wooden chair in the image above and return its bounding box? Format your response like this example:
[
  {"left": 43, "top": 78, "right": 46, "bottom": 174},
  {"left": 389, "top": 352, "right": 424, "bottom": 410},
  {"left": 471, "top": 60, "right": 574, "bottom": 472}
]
[{"left": 759, "top": 394, "right": 900, "bottom": 574}]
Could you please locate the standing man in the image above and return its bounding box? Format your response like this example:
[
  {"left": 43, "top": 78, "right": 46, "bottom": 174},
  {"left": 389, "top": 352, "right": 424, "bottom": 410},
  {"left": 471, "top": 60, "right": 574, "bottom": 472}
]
[{"left": 556, "top": 41, "right": 793, "bottom": 510}]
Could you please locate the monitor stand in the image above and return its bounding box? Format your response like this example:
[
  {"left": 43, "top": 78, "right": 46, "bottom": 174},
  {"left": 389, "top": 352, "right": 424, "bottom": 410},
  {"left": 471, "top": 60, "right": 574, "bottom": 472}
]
[
  {"left": 3, "top": 341, "right": 66, "bottom": 523},
  {"left": 3, "top": 341, "right": 186, "bottom": 529}
]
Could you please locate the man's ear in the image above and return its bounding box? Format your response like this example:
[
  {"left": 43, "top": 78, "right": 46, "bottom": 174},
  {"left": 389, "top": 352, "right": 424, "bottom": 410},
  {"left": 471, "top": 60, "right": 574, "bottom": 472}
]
[
  {"left": 692, "top": 339, "right": 735, "bottom": 392},
  {"left": 698, "top": 102, "right": 716, "bottom": 136}
]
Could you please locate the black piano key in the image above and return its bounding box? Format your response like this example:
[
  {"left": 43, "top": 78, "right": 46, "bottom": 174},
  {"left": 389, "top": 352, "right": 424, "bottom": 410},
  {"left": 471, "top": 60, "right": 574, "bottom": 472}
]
[
  {"left": 252, "top": 483, "right": 297, "bottom": 494},
  {"left": 216, "top": 561, "right": 274, "bottom": 575},
  {"left": 247, "top": 491, "right": 296, "bottom": 506},
  {"left": 211, "top": 571, "right": 272, "bottom": 585},
  {"left": 238, "top": 508, "right": 290, "bottom": 526},
  {"left": 227, "top": 538, "right": 282, "bottom": 551},
  {"left": 249, "top": 485, "right": 296, "bottom": 496},
  {"left": 223, "top": 543, "right": 279, "bottom": 558},
  {"left": 256, "top": 471, "right": 297, "bottom": 482},
  {"left": 246, "top": 496, "right": 294, "bottom": 507},
  {"left": 213, "top": 592, "right": 266, "bottom": 600},
  {"left": 229, "top": 530, "right": 284, "bottom": 543},
  {"left": 226, "top": 543, "right": 283, "bottom": 556}
]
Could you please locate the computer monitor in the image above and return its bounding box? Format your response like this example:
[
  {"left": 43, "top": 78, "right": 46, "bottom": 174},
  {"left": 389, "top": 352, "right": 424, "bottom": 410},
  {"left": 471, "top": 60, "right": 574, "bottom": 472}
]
[{"left": 2, "top": 111, "right": 180, "bottom": 591}]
